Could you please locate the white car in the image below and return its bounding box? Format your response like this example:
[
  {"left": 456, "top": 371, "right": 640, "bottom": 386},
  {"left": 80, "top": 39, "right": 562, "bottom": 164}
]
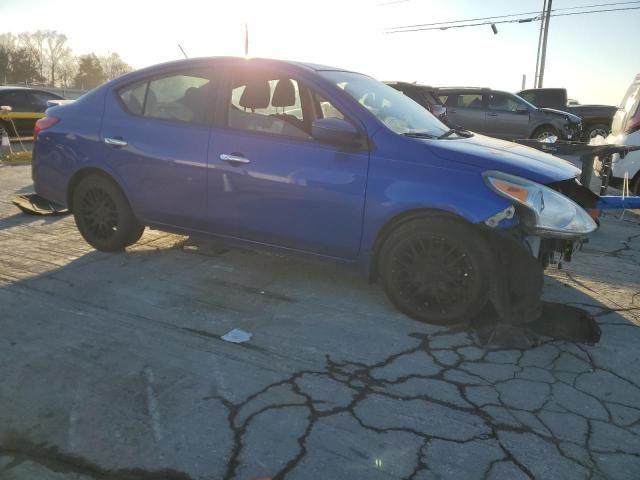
[{"left": 607, "top": 74, "right": 640, "bottom": 194}]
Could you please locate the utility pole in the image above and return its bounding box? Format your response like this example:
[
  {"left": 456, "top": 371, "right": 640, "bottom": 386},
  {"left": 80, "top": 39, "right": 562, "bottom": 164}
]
[
  {"left": 534, "top": 0, "right": 546, "bottom": 87},
  {"left": 522, "top": 74, "right": 526, "bottom": 90},
  {"left": 537, "top": 0, "right": 553, "bottom": 88},
  {"left": 244, "top": 22, "right": 249, "bottom": 56}
]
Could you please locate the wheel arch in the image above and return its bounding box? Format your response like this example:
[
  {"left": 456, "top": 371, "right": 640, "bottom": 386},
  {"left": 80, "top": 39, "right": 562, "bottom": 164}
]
[
  {"left": 529, "top": 123, "right": 557, "bottom": 139},
  {"left": 66, "top": 167, "right": 128, "bottom": 212},
  {"left": 367, "top": 207, "right": 474, "bottom": 282}
]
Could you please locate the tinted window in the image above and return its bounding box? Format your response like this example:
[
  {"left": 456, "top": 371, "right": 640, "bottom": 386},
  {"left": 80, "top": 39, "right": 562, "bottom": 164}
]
[
  {"left": 119, "top": 81, "right": 147, "bottom": 115},
  {"left": 145, "top": 72, "right": 212, "bottom": 124},
  {"left": 227, "top": 71, "right": 309, "bottom": 139},
  {"left": 458, "top": 94, "right": 483, "bottom": 109},
  {"left": 519, "top": 92, "right": 536, "bottom": 104},
  {"left": 0, "top": 91, "right": 31, "bottom": 112},
  {"left": 488, "top": 93, "right": 527, "bottom": 112},
  {"left": 29, "top": 91, "right": 62, "bottom": 109}
]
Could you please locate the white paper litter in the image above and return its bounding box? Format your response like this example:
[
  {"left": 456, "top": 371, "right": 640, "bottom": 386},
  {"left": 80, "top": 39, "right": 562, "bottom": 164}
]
[{"left": 221, "top": 328, "right": 253, "bottom": 343}]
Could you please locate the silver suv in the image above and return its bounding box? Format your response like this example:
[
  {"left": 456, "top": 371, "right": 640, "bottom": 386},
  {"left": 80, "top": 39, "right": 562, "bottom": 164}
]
[{"left": 436, "top": 87, "right": 582, "bottom": 141}]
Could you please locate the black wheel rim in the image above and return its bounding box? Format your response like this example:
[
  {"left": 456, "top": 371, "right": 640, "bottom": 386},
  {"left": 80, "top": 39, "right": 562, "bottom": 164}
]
[
  {"left": 80, "top": 188, "right": 119, "bottom": 239},
  {"left": 390, "top": 236, "right": 476, "bottom": 317}
]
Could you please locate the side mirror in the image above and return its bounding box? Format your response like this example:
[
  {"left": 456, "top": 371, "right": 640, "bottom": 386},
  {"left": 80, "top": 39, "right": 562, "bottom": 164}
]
[
  {"left": 516, "top": 106, "right": 529, "bottom": 114},
  {"left": 312, "top": 117, "right": 361, "bottom": 147}
]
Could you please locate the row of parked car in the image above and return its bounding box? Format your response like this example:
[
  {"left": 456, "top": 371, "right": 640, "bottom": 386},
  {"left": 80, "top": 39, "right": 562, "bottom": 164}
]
[{"left": 385, "top": 82, "right": 617, "bottom": 142}]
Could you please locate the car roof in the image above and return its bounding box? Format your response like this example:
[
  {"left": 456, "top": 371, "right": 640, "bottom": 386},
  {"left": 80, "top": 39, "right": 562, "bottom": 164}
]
[
  {"left": 436, "top": 87, "right": 492, "bottom": 92},
  {"left": 384, "top": 81, "right": 436, "bottom": 90},
  {"left": 129, "top": 56, "right": 359, "bottom": 75},
  {"left": 0, "top": 86, "right": 62, "bottom": 95}
]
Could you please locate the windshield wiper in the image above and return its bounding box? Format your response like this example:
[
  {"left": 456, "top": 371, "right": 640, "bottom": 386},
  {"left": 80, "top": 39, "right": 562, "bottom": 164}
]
[
  {"left": 438, "top": 127, "right": 474, "bottom": 139},
  {"left": 403, "top": 131, "right": 436, "bottom": 139}
]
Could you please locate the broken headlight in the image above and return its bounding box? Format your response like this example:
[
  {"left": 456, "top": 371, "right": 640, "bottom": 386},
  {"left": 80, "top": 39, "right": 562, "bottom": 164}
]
[{"left": 483, "top": 171, "right": 597, "bottom": 238}]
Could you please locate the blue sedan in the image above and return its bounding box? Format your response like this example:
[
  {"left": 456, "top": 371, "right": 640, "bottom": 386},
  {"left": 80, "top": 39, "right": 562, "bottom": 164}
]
[{"left": 32, "top": 57, "right": 597, "bottom": 325}]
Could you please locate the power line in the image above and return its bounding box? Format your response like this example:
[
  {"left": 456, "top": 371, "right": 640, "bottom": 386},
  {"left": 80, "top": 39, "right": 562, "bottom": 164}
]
[
  {"left": 385, "top": 1, "right": 640, "bottom": 32},
  {"left": 385, "top": 5, "right": 640, "bottom": 33}
]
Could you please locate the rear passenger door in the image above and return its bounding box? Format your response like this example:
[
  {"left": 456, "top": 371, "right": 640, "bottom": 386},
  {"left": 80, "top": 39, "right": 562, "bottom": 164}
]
[
  {"left": 101, "top": 68, "right": 219, "bottom": 229},
  {"left": 441, "top": 92, "right": 487, "bottom": 133}
]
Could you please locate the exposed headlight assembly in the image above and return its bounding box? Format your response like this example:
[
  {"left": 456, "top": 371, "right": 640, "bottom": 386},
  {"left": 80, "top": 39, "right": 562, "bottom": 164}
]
[{"left": 483, "top": 171, "right": 597, "bottom": 238}]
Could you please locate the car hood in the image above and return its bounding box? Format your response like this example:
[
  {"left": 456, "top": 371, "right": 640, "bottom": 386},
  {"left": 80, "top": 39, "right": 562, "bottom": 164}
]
[
  {"left": 538, "top": 107, "right": 581, "bottom": 122},
  {"left": 425, "top": 133, "right": 580, "bottom": 184}
]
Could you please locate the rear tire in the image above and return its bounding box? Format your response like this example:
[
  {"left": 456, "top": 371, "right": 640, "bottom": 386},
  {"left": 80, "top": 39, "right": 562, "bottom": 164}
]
[
  {"left": 532, "top": 125, "right": 559, "bottom": 142},
  {"left": 379, "top": 218, "right": 491, "bottom": 326},
  {"left": 584, "top": 123, "right": 610, "bottom": 142},
  {"left": 71, "top": 175, "right": 144, "bottom": 251}
]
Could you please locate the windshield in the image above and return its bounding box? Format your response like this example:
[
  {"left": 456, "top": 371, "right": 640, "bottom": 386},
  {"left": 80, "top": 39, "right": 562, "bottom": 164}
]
[{"left": 320, "top": 71, "right": 449, "bottom": 136}]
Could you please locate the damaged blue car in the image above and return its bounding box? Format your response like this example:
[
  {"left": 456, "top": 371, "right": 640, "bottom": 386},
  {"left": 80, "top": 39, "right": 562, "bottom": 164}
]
[{"left": 32, "top": 57, "right": 598, "bottom": 325}]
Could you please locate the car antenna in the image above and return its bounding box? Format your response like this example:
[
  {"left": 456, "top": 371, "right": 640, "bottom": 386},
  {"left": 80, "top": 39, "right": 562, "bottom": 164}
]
[{"left": 178, "top": 44, "right": 188, "bottom": 59}]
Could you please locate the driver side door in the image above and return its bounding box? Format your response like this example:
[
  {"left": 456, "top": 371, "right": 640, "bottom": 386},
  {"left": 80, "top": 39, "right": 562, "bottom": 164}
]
[
  {"left": 205, "top": 64, "right": 370, "bottom": 258},
  {"left": 486, "top": 92, "right": 531, "bottom": 139}
]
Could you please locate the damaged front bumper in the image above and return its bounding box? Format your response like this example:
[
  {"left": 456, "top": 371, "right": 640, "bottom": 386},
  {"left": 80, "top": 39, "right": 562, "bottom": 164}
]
[{"left": 483, "top": 176, "right": 603, "bottom": 268}]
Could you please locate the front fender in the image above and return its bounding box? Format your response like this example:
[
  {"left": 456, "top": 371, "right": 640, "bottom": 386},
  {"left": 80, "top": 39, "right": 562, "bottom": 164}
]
[{"left": 359, "top": 153, "right": 515, "bottom": 264}]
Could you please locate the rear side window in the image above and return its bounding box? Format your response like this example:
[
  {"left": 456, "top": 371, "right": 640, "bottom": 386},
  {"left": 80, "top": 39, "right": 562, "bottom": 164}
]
[
  {"left": 29, "top": 91, "right": 62, "bottom": 110},
  {"left": 119, "top": 81, "right": 147, "bottom": 115},
  {"left": 458, "top": 94, "right": 483, "bottom": 109},
  {"left": 145, "top": 73, "right": 212, "bottom": 124},
  {"left": 117, "top": 71, "right": 214, "bottom": 125},
  {"left": 0, "top": 91, "right": 31, "bottom": 112}
]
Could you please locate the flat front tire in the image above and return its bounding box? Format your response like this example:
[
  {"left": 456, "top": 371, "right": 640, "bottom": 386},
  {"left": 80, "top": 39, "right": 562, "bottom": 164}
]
[
  {"left": 72, "top": 175, "right": 144, "bottom": 251},
  {"left": 379, "top": 218, "right": 491, "bottom": 326}
]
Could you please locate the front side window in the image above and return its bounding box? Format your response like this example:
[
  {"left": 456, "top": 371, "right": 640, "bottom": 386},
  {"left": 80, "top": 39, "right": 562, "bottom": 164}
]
[
  {"left": 227, "top": 71, "right": 309, "bottom": 139},
  {"left": 320, "top": 71, "right": 448, "bottom": 136},
  {"left": 488, "top": 93, "right": 528, "bottom": 112}
]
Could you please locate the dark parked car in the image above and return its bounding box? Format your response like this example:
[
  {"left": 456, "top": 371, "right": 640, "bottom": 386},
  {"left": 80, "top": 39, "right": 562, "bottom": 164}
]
[
  {"left": 385, "top": 81, "right": 447, "bottom": 120},
  {"left": 33, "top": 57, "right": 597, "bottom": 325},
  {"left": 0, "top": 87, "right": 63, "bottom": 137},
  {"left": 517, "top": 88, "right": 617, "bottom": 140},
  {"left": 436, "top": 87, "right": 582, "bottom": 141}
]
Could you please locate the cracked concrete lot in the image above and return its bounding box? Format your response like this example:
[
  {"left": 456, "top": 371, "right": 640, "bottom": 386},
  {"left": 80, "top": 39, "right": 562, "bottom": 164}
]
[{"left": 1, "top": 164, "right": 640, "bottom": 480}]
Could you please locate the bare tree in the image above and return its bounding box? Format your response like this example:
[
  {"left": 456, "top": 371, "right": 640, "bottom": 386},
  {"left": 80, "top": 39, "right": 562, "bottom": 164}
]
[
  {"left": 44, "top": 32, "right": 72, "bottom": 86},
  {"left": 100, "top": 52, "right": 132, "bottom": 81},
  {"left": 18, "top": 30, "right": 47, "bottom": 83},
  {"left": 58, "top": 56, "right": 78, "bottom": 88}
]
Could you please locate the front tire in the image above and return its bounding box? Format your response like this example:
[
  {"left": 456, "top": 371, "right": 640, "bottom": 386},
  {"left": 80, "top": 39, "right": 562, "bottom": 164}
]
[
  {"left": 72, "top": 175, "right": 144, "bottom": 251},
  {"left": 379, "top": 218, "right": 491, "bottom": 326},
  {"left": 532, "top": 125, "right": 559, "bottom": 142}
]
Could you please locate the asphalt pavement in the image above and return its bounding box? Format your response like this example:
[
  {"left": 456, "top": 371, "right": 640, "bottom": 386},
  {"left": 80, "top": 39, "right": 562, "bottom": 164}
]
[{"left": 1, "top": 164, "right": 640, "bottom": 479}]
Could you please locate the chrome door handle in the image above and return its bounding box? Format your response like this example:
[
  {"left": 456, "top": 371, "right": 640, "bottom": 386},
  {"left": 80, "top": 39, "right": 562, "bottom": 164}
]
[
  {"left": 220, "top": 153, "right": 250, "bottom": 165},
  {"left": 487, "top": 112, "right": 498, "bottom": 117},
  {"left": 104, "top": 137, "right": 128, "bottom": 147}
]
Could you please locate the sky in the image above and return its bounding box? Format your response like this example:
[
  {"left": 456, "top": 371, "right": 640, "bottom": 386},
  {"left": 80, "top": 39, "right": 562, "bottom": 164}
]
[{"left": 1, "top": 0, "right": 638, "bottom": 105}]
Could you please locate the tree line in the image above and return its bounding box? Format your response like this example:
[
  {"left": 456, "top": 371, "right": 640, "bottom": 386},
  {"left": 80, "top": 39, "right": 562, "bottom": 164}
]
[{"left": 0, "top": 31, "right": 132, "bottom": 90}]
